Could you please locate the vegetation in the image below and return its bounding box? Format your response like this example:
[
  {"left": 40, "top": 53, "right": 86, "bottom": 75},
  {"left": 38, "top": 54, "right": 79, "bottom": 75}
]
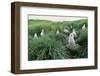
[{"left": 28, "top": 19, "right": 88, "bottom": 61}]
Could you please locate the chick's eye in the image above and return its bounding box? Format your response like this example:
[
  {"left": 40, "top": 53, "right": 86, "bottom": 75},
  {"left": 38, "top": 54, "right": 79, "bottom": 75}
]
[{"left": 71, "top": 35, "right": 73, "bottom": 37}]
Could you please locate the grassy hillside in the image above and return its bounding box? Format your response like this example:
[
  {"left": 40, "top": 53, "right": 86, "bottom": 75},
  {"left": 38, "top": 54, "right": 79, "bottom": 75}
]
[{"left": 28, "top": 19, "right": 88, "bottom": 61}]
